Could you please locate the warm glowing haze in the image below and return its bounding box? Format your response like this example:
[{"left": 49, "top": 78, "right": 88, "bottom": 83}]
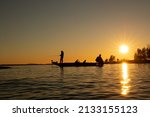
[
  {"left": 119, "top": 45, "right": 129, "bottom": 54},
  {"left": 0, "top": 0, "right": 150, "bottom": 64}
]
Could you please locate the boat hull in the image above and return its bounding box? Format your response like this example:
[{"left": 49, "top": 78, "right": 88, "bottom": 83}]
[{"left": 52, "top": 62, "right": 103, "bottom": 67}]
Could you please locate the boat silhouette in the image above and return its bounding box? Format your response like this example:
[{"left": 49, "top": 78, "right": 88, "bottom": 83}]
[{"left": 52, "top": 61, "right": 103, "bottom": 67}]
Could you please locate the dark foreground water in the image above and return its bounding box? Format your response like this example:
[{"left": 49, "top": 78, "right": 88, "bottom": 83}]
[{"left": 0, "top": 63, "right": 150, "bottom": 100}]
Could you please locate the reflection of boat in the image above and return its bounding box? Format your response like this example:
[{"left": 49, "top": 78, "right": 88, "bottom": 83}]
[
  {"left": 0, "top": 66, "right": 11, "bottom": 69},
  {"left": 52, "top": 62, "right": 103, "bottom": 67}
]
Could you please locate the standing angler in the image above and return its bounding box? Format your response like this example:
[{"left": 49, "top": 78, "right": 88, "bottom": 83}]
[{"left": 60, "top": 50, "right": 64, "bottom": 64}]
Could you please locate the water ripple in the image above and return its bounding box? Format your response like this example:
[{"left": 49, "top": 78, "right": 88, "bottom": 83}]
[{"left": 0, "top": 64, "right": 150, "bottom": 99}]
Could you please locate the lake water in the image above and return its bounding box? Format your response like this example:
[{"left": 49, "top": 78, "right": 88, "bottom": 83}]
[{"left": 0, "top": 63, "right": 150, "bottom": 100}]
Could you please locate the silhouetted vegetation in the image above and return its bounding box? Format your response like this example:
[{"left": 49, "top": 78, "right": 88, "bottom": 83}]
[
  {"left": 134, "top": 47, "right": 150, "bottom": 61},
  {"left": 104, "top": 55, "right": 120, "bottom": 64},
  {"left": 109, "top": 55, "right": 116, "bottom": 63}
]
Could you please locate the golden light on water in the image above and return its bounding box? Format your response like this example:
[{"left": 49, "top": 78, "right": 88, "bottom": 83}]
[{"left": 121, "top": 63, "right": 130, "bottom": 95}]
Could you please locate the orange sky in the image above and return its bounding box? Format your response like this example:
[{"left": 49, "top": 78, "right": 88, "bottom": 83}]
[{"left": 0, "top": 0, "right": 150, "bottom": 64}]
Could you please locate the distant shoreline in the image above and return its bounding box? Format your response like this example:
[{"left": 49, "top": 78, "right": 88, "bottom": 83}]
[
  {"left": 105, "top": 60, "right": 150, "bottom": 64},
  {"left": 0, "top": 63, "right": 51, "bottom": 67},
  {"left": 0, "top": 66, "right": 11, "bottom": 69}
]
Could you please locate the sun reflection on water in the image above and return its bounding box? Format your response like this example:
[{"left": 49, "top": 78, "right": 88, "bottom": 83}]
[{"left": 121, "top": 63, "right": 130, "bottom": 95}]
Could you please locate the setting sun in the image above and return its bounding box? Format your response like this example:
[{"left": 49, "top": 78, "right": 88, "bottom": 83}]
[{"left": 119, "top": 45, "right": 129, "bottom": 54}]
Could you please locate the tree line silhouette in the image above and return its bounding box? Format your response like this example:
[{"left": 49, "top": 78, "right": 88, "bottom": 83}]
[
  {"left": 105, "top": 46, "right": 150, "bottom": 63},
  {"left": 105, "top": 55, "right": 120, "bottom": 63},
  {"left": 134, "top": 47, "right": 150, "bottom": 61}
]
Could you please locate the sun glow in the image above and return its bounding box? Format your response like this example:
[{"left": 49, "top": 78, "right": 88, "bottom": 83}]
[{"left": 119, "top": 45, "right": 129, "bottom": 54}]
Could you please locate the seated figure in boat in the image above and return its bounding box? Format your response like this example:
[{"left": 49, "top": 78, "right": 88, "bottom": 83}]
[
  {"left": 95, "top": 54, "right": 104, "bottom": 66},
  {"left": 75, "top": 59, "right": 80, "bottom": 64},
  {"left": 83, "top": 60, "right": 86, "bottom": 63}
]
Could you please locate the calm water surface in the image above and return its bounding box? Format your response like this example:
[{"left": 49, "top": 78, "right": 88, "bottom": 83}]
[{"left": 0, "top": 63, "right": 150, "bottom": 99}]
